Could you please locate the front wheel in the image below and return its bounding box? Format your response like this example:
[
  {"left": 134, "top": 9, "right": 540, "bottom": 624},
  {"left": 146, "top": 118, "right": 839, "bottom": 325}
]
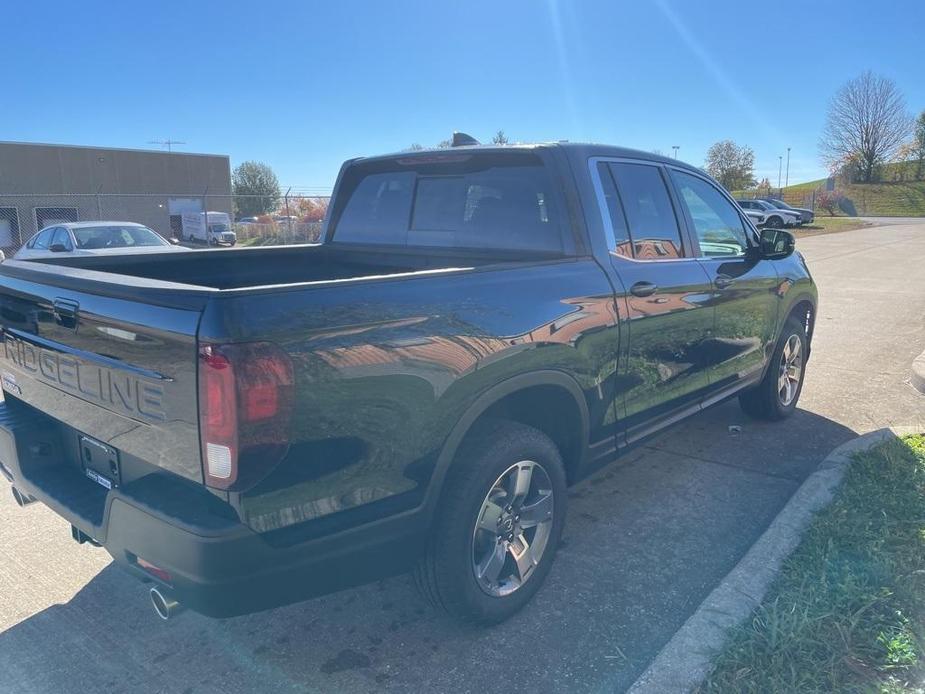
[
  {"left": 767, "top": 215, "right": 784, "bottom": 229},
  {"left": 739, "top": 316, "right": 808, "bottom": 420},
  {"left": 414, "top": 420, "right": 567, "bottom": 624}
]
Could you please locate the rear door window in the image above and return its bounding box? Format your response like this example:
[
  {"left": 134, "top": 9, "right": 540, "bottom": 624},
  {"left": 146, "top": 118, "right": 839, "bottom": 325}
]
[
  {"left": 607, "top": 163, "right": 684, "bottom": 259},
  {"left": 332, "top": 152, "right": 567, "bottom": 253},
  {"left": 596, "top": 162, "right": 633, "bottom": 258}
]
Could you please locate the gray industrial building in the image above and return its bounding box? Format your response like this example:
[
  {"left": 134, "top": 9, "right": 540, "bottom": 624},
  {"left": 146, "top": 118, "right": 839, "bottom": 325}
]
[{"left": 0, "top": 141, "right": 232, "bottom": 252}]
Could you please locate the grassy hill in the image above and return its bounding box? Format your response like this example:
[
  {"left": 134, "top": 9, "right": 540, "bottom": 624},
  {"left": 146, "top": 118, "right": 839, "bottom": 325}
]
[{"left": 758, "top": 161, "right": 925, "bottom": 217}]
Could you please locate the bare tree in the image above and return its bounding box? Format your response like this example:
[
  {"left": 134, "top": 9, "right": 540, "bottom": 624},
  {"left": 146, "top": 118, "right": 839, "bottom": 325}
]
[
  {"left": 819, "top": 71, "right": 912, "bottom": 183},
  {"left": 704, "top": 140, "right": 756, "bottom": 190}
]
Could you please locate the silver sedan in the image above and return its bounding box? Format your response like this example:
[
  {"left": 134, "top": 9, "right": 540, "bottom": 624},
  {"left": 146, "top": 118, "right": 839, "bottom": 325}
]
[{"left": 14, "top": 222, "right": 183, "bottom": 260}]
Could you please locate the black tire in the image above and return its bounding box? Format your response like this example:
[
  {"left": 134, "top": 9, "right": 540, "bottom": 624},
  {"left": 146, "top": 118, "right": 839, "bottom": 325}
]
[
  {"left": 739, "top": 316, "right": 808, "bottom": 420},
  {"left": 414, "top": 420, "right": 567, "bottom": 624},
  {"left": 767, "top": 215, "right": 784, "bottom": 229}
]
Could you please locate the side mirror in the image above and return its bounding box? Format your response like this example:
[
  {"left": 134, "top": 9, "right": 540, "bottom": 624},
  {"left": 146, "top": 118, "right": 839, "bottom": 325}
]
[
  {"left": 168, "top": 237, "right": 180, "bottom": 245},
  {"left": 758, "top": 228, "right": 795, "bottom": 259},
  {"left": 49, "top": 243, "right": 68, "bottom": 253}
]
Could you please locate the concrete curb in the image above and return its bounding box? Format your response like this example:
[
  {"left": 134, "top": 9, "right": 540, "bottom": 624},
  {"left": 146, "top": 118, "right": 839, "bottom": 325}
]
[
  {"left": 627, "top": 425, "right": 923, "bottom": 694},
  {"left": 912, "top": 350, "right": 925, "bottom": 394}
]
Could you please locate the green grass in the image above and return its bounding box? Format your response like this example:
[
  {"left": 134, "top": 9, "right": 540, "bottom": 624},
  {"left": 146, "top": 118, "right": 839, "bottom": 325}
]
[
  {"left": 700, "top": 435, "right": 925, "bottom": 693},
  {"left": 739, "top": 161, "right": 925, "bottom": 217},
  {"left": 794, "top": 217, "right": 872, "bottom": 236},
  {"left": 827, "top": 181, "right": 925, "bottom": 217}
]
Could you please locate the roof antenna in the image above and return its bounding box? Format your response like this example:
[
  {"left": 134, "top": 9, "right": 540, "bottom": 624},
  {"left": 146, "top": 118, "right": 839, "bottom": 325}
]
[{"left": 451, "top": 131, "right": 480, "bottom": 147}]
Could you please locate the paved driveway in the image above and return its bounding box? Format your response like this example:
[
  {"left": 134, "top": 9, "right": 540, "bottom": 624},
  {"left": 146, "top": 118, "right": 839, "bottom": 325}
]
[{"left": 2, "top": 221, "right": 924, "bottom": 694}]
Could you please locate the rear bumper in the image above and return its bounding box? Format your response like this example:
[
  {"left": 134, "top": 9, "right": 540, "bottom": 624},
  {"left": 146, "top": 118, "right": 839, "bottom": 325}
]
[{"left": 0, "top": 399, "right": 421, "bottom": 617}]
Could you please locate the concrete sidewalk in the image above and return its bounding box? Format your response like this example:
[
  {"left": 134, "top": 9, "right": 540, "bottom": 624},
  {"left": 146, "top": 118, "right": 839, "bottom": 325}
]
[{"left": 1, "top": 221, "right": 924, "bottom": 694}]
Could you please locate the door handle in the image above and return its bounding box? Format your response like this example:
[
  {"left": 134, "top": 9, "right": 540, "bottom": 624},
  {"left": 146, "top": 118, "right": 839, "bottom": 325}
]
[
  {"left": 714, "top": 275, "right": 736, "bottom": 289},
  {"left": 53, "top": 298, "right": 79, "bottom": 330},
  {"left": 629, "top": 281, "right": 658, "bottom": 298}
]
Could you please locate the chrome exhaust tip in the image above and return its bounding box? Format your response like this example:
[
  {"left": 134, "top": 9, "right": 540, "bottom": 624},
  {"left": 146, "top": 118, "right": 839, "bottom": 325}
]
[
  {"left": 11, "top": 487, "right": 36, "bottom": 507},
  {"left": 150, "top": 586, "right": 184, "bottom": 621}
]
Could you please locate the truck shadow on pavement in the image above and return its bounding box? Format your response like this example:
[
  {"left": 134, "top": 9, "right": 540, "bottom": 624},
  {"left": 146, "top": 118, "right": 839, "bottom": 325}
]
[{"left": 0, "top": 402, "right": 856, "bottom": 694}]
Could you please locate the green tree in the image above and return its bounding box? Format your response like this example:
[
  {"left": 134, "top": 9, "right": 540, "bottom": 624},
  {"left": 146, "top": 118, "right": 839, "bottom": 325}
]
[
  {"left": 491, "top": 130, "right": 510, "bottom": 145},
  {"left": 913, "top": 111, "right": 925, "bottom": 180},
  {"left": 704, "top": 140, "right": 756, "bottom": 190},
  {"left": 232, "top": 161, "right": 280, "bottom": 217}
]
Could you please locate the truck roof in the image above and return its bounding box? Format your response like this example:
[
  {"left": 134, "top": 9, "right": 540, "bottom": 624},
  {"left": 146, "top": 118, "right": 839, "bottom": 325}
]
[{"left": 355, "top": 141, "right": 704, "bottom": 176}]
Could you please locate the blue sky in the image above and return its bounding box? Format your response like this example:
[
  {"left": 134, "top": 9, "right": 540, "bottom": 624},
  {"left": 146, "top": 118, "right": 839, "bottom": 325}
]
[{"left": 3, "top": 0, "right": 923, "bottom": 192}]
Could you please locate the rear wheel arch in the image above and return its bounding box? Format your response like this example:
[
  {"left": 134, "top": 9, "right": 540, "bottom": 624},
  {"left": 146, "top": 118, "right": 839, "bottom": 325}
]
[{"left": 425, "top": 371, "right": 590, "bottom": 515}]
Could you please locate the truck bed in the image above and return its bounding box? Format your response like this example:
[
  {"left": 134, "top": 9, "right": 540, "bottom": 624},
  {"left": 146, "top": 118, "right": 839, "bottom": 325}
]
[
  {"left": 18, "top": 244, "right": 508, "bottom": 290},
  {"left": 0, "top": 243, "right": 552, "bottom": 506}
]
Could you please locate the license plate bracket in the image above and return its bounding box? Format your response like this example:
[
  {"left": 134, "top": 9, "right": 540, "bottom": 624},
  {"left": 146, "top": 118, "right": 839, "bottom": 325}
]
[{"left": 79, "top": 435, "right": 120, "bottom": 490}]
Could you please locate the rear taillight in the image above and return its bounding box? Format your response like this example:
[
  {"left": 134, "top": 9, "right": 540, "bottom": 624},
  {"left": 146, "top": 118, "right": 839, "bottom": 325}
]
[
  {"left": 198, "top": 342, "right": 294, "bottom": 490},
  {"left": 136, "top": 556, "right": 172, "bottom": 584}
]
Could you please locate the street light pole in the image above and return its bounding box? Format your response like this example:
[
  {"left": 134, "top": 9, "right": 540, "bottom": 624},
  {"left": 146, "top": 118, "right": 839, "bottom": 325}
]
[
  {"left": 785, "top": 147, "right": 791, "bottom": 188},
  {"left": 778, "top": 156, "right": 782, "bottom": 190},
  {"left": 672, "top": 145, "right": 679, "bottom": 159}
]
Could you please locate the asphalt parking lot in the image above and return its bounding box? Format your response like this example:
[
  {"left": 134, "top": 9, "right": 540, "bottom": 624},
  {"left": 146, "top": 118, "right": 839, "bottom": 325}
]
[{"left": 2, "top": 220, "right": 924, "bottom": 694}]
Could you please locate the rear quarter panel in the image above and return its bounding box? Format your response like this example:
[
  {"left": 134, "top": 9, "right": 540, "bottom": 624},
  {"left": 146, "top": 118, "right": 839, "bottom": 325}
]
[{"left": 202, "top": 259, "right": 619, "bottom": 536}]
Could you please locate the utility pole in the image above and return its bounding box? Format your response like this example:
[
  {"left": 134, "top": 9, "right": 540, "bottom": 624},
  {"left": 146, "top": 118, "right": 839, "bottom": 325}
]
[
  {"left": 672, "top": 145, "right": 679, "bottom": 159},
  {"left": 785, "top": 147, "right": 791, "bottom": 188},
  {"left": 778, "top": 156, "right": 783, "bottom": 190},
  {"left": 148, "top": 139, "right": 186, "bottom": 152}
]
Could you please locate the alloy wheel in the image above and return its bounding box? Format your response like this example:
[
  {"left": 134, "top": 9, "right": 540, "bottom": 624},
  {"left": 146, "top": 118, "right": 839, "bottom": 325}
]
[
  {"left": 778, "top": 333, "right": 803, "bottom": 406},
  {"left": 471, "top": 460, "right": 555, "bottom": 597}
]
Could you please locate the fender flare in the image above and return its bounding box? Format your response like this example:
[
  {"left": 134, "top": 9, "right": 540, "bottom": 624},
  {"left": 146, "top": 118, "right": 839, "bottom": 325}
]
[
  {"left": 781, "top": 290, "right": 816, "bottom": 332},
  {"left": 421, "top": 370, "right": 591, "bottom": 516}
]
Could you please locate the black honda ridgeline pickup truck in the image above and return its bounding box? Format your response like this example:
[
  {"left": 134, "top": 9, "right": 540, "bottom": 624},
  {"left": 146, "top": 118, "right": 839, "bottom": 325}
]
[{"left": 0, "top": 141, "right": 816, "bottom": 623}]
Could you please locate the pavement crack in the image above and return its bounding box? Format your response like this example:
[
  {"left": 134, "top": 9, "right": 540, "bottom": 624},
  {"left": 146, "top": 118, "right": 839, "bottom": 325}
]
[{"left": 642, "top": 445, "right": 804, "bottom": 483}]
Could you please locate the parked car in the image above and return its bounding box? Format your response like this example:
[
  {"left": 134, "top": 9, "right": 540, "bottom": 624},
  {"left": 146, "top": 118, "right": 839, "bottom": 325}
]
[
  {"left": 736, "top": 199, "right": 802, "bottom": 227},
  {"left": 237, "top": 216, "right": 260, "bottom": 224},
  {"left": 760, "top": 198, "right": 815, "bottom": 224},
  {"left": 0, "top": 142, "right": 816, "bottom": 624},
  {"left": 273, "top": 215, "right": 300, "bottom": 225},
  {"left": 743, "top": 209, "right": 767, "bottom": 227},
  {"left": 14, "top": 222, "right": 182, "bottom": 260}
]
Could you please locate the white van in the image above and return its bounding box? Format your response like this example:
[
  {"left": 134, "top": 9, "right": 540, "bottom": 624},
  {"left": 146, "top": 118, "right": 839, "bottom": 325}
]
[{"left": 180, "top": 212, "right": 237, "bottom": 246}]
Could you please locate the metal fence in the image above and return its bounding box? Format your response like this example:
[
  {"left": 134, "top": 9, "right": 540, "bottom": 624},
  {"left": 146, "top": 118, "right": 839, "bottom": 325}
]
[
  {"left": 734, "top": 187, "right": 818, "bottom": 210},
  {"left": 0, "top": 193, "right": 330, "bottom": 254}
]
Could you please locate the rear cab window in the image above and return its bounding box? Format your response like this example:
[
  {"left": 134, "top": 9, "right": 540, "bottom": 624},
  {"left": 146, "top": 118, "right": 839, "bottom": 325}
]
[{"left": 330, "top": 150, "right": 571, "bottom": 254}]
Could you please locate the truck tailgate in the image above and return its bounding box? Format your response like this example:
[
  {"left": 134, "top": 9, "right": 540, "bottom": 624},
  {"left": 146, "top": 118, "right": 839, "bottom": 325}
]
[{"left": 0, "top": 270, "right": 205, "bottom": 483}]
